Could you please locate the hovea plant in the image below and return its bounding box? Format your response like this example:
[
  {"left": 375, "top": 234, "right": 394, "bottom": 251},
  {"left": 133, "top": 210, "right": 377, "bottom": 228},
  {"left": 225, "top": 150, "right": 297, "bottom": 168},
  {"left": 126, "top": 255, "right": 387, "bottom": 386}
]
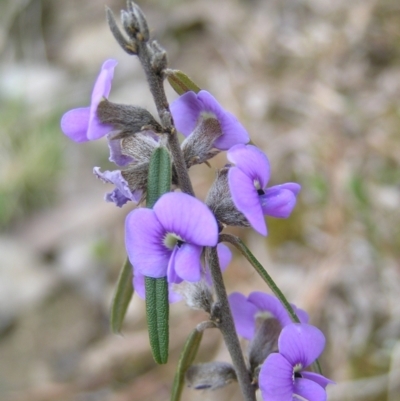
[{"left": 60, "top": 2, "right": 333, "bottom": 400}]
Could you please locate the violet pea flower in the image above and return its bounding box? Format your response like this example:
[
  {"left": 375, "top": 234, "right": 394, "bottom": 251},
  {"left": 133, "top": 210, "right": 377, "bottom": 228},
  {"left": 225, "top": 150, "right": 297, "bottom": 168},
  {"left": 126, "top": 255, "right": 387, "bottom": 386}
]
[
  {"left": 125, "top": 192, "right": 218, "bottom": 283},
  {"left": 170, "top": 90, "right": 249, "bottom": 150},
  {"left": 228, "top": 291, "right": 308, "bottom": 340},
  {"left": 228, "top": 144, "right": 301, "bottom": 236},
  {"left": 61, "top": 59, "right": 117, "bottom": 142},
  {"left": 259, "top": 323, "right": 334, "bottom": 401}
]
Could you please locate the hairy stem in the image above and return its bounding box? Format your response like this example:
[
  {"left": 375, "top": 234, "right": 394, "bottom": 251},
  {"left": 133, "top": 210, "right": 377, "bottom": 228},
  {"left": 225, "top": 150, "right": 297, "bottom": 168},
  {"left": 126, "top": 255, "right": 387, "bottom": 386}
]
[
  {"left": 206, "top": 246, "right": 256, "bottom": 401},
  {"left": 135, "top": 38, "right": 194, "bottom": 196}
]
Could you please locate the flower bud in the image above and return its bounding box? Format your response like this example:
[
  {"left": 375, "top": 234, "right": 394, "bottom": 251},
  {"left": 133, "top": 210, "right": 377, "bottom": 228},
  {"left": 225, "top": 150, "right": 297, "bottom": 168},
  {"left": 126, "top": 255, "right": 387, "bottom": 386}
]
[
  {"left": 248, "top": 317, "right": 281, "bottom": 375},
  {"left": 181, "top": 118, "right": 221, "bottom": 168},
  {"left": 186, "top": 362, "right": 237, "bottom": 390},
  {"left": 174, "top": 280, "right": 214, "bottom": 313}
]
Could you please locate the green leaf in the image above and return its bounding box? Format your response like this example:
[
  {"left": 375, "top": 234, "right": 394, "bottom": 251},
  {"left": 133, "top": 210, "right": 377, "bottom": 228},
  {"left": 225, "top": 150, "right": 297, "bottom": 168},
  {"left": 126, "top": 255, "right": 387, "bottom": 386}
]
[
  {"left": 145, "top": 276, "right": 169, "bottom": 364},
  {"left": 146, "top": 146, "right": 172, "bottom": 208},
  {"left": 170, "top": 328, "right": 204, "bottom": 401},
  {"left": 144, "top": 147, "right": 171, "bottom": 364},
  {"left": 110, "top": 257, "right": 134, "bottom": 334},
  {"left": 166, "top": 69, "right": 201, "bottom": 96}
]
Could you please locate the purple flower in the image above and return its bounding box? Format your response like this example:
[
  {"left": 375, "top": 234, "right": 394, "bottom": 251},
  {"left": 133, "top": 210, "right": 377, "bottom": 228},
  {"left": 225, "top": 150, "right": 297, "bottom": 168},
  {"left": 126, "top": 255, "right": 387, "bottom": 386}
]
[
  {"left": 125, "top": 192, "right": 218, "bottom": 283},
  {"left": 170, "top": 90, "right": 249, "bottom": 150},
  {"left": 259, "top": 324, "right": 333, "bottom": 401},
  {"left": 227, "top": 144, "right": 301, "bottom": 236},
  {"left": 61, "top": 59, "right": 118, "bottom": 142},
  {"left": 229, "top": 292, "right": 308, "bottom": 340},
  {"left": 93, "top": 167, "right": 141, "bottom": 207},
  {"left": 133, "top": 243, "right": 232, "bottom": 304}
]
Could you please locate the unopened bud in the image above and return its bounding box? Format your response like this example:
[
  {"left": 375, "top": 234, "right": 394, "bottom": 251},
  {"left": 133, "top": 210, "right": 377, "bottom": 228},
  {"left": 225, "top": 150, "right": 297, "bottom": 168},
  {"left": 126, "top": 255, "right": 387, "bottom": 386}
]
[
  {"left": 174, "top": 280, "right": 214, "bottom": 313},
  {"left": 181, "top": 118, "right": 221, "bottom": 168},
  {"left": 186, "top": 362, "right": 237, "bottom": 391},
  {"left": 150, "top": 40, "right": 168, "bottom": 74},
  {"left": 248, "top": 317, "right": 281, "bottom": 375}
]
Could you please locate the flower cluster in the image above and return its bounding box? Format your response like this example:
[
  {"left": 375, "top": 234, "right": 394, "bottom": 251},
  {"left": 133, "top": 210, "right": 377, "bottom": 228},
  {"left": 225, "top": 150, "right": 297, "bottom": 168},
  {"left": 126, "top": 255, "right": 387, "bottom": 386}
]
[
  {"left": 229, "top": 291, "right": 333, "bottom": 400},
  {"left": 61, "top": 46, "right": 331, "bottom": 399}
]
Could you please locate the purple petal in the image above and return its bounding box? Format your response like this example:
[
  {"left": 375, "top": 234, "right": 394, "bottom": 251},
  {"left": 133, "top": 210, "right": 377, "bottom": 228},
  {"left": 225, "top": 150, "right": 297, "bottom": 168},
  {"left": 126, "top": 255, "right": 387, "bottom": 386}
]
[
  {"left": 125, "top": 208, "right": 171, "bottom": 278},
  {"left": 204, "top": 243, "right": 232, "bottom": 284},
  {"left": 228, "top": 292, "right": 258, "bottom": 340},
  {"left": 153, "top": 192, "right": 218, "bottom": 246},
  {"left": 228, "top": 167, "right": 267, "bottom": 236},
  {"left": 87, "top": 59, "right": 118, "bottom": 140},
  {"left": 260, "top": 187, "right": 298, "bottom": 218},
  {"left": 216, "top": 243, "right": 232, "bottom": 271},
  {"left": 295, "top": 307, "right": 309, "bottom": 324},
  {"left": 61, "top": 107, "right": 90, "bottom": 142},
  {"left": 197, "top": 91, "right": 249, "bottom": 149},
  {"left": 173, "top": 243, "right": 203, "bottom": 282},
  {"left": 227, "top": 144, "right": 270, "bottom": 189},
  {"left": 170, "top": 91, "right": 203, "bottom": 137},
  {"left": 167, "top": 246, "right": 182, "bottom": 284},
  {"left": 301, "top": 372, "right": 335, "bottom": 389},
  {"left": 259, "top": 353, "right": 294, "bottom": 401},
  {"left": 278, "top": 324, "right": 326, "bottom": 368},
  {"left": 276, "top": 182, "right": 301, "bottom": 196},
  {"left": 134, "top": 270, "right": 182, "bottom": 303},
  {"left": 294, "top": 378, "right": 327, "bottom": 401},
  {"left": 248, "top": 292, "right": 292, "bottom": 327},
  {"left": 93, "top": 167, "right": 141, "bottom": 207},
  {"left": 107, "top": 135, "right": 134, "bottom": 166}
]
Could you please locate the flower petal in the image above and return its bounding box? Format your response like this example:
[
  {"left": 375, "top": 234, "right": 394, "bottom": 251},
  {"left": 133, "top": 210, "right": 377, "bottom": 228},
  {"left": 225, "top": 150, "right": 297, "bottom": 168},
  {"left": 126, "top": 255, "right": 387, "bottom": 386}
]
[
  {"left": 93, "top": 167, "right": 141, "bottom": 207},
  {"left": 197, "top": 91, "right": 249, "bottom": 149},
  {"left": 61, "top": 107, "right": 90, "bottom": 142},
  {"left": 228, "top": 167, "right": 267, "bottom": 236},
  {"left": 248, "top": 292, "right": 292, "bottom": 326},
  {"left": 227, "top": 144, "right": 270, "bottom": 189},
  {"left": 87, "top": 59, "right": 118, "bottom": 140},
  {"left": 153, "top": 192, "right": 218, "bottom": 246},
  {"left": 107, "top": 135, "right": 134, "bottom": 166},
  {"left": 173, "top": 243, "right": 203, "bottom": 282},
  {"left": 259, "top": 353, "right": 294, "bottom": 401},
  {"left": 216, "top": 243, "right": 232, "bottom": 272},
  {"left": 125, "top": 208, "right": 171, "bottom": 278},
  {"left": 228, "top": 292, "right": 258, "bottom": 340},
  {"left": 294, "top": 378, "right": 327, "bottom": 401},
  {"left": 278, "top": 324, "right": 326, "bottom": 368},
  {"left": 260, "top": 187, "right": 298, "bottom": 218},
  {"left": 301, "top": 372, "right": 335, "bottom": 389},
  {"left": 170, "top": 91, "right": 202, "bottom": 136}
]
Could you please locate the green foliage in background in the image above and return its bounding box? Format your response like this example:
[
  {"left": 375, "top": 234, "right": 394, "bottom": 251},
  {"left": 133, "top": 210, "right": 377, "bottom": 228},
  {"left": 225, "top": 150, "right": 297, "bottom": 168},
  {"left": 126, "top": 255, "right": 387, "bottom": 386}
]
[{"left": 0, "top": 101, "right": 63, "bottom": 228}]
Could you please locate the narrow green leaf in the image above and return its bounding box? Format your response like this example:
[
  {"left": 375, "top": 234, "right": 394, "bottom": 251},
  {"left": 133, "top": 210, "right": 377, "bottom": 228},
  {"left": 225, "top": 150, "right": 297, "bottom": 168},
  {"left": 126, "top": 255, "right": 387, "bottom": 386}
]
[
  {"left": 145, "top": 276, "right": 169, "bottom": 364},
  {"left": 170, "top": 328, "right": 204, "bottom": 401},
  {"left": 110, "top": 257, "right": 134, "bottom": 334},
  {"left": 146, "top": 146, "right": 171, "bottom": 208},
  {"left": 166, "top": 69, "right": 201, "bottom": 96}
]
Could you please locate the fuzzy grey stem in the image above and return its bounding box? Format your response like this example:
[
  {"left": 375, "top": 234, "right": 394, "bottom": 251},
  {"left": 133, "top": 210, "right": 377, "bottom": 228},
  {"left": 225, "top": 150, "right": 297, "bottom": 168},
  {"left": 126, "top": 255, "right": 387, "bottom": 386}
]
[
  {"left": 206, "top": 247, "right": 256, "bottom": 401},
  {"left": 133, "top": 30, "right": 194, "bottom": 196}
]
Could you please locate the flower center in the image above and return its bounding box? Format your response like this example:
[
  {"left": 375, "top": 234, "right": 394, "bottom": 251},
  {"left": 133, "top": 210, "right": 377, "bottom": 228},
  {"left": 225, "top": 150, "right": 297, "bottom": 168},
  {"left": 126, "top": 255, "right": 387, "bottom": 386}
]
[
  {"left": 292, "top": 363, "right": 303, "bottom": 381},
  {"left": 163, "top": 233, "right": 184, "bottom": 250},
  {"left": 254, "top": 179, "right": 265, "bottom": 195},
  {"left": 200, "top": 111, "right": 217, "bottom": 120}
]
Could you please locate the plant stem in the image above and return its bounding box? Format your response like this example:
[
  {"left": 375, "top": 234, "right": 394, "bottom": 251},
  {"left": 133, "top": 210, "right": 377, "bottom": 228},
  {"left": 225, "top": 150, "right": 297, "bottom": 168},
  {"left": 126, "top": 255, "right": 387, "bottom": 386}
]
[
  {"left": 135, "top": 38, "right": 194, "bottom": 196},
  {"left": 206, "top": 246, "right": 256, "bottom": 401}
]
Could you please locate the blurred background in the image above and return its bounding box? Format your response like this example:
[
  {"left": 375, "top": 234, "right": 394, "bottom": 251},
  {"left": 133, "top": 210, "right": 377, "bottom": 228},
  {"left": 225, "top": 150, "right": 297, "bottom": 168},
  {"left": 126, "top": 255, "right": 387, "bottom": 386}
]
[{"left": 1, "top": 0, "right": 400, "bottom": 400}]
